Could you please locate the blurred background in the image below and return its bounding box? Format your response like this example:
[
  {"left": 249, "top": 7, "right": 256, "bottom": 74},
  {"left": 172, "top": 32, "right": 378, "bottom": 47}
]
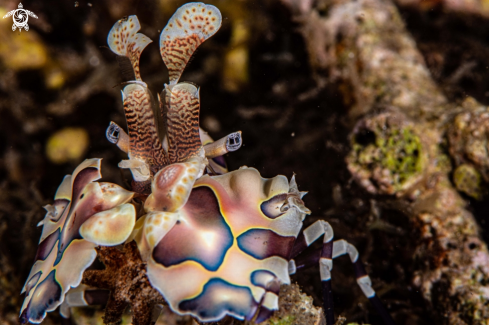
[{"left": 2, "top": 0, "right": 489, "bottom": 324}]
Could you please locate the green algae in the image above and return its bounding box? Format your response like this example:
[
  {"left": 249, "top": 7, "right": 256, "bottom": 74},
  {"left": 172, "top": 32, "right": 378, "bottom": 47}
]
[{"left": 348, "top": 120, "right": 424, "bottom": 194}]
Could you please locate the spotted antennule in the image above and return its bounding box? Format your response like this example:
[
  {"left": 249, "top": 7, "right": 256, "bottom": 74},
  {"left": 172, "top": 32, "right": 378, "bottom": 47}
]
[
  {"left": 107, "top": 15, "right": 152, "bottom": 81},
  {"left": 160, "top": 2, "right": 222, "bottom": 85}
]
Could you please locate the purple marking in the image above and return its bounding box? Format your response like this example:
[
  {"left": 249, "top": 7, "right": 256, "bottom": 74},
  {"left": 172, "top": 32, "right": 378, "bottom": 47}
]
[
  {"left": 353, "top": 258, "right": 367, "bottom": 279},
  {"left": 55, "top": 168, "right": 104, "bottom": 266},
  {"left": 353, "top": 259, "right": 368, "bottom": 278},
  {"left": 178, "top": 278, "right": 257, "bottom": 321},
  {"left": 212, "top": 155, "right": 226, "bottom": 168},
  {"left": 289, "top": 232, "right": 307, "bottom": 259},
  {"left": 20, "top": 270, "right": 62, "bottom": 324},
  {"left": 34, "top": 228, "right": 60, "bottom": 261},
  {"left": 266, "top": 279, "right": 280, "bottom": 295},
  {"left": 250, "top": 270, "right": 280, "bottom": 294},
  {"left": 153, "top": 186, "right": 233, "bottom": 271},
  {"left": 260, "top": 194, "right": 287, "bottom": 219},
  {"left": 293, "top": 248, "right": 321, "bottom": 272},
  {"left": 322, "top": 279, "right": 334, "bottom": 325},
  {"left": 321, "top": 241, "right": 333, "bottom": 259},
  {"left": 68, "top": 167, "right": 100, "bottom": 216},
  {"left": 24, "top": 271, "right": 42, "bottom": 297},
  {"left": 237, "top": 229, "right": 295, "bottom": 260},
  {"left": 255, "top": 306, "right": 274, "bottom": 323}
]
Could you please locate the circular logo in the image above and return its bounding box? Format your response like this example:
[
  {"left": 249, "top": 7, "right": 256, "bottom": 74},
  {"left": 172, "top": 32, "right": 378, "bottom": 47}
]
[
  {"left": 13, "top": 9, "right": 28, "bottom": 28},
  {"left": 3, "top": 4, "right": 38, "bottom": 32}
]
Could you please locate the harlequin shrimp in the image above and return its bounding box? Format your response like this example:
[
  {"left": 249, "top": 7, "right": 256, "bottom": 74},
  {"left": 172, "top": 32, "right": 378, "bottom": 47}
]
[{"left": 20, "top": 2, "right": 395, "bottom": 325}]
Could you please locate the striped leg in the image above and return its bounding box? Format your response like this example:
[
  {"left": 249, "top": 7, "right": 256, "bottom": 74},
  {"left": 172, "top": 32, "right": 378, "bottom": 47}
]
[
  {"left": 332, "top": 240, "right": 395, "bottom": 325},
  {"left": 254, "top": 275, "right": 281, "bottom": 323},
  {"left": 289, "top": 238, "right": 395, "bottom": 325},
  {"left": 288, "top": 220, "right": 335, "bottom": 325}
]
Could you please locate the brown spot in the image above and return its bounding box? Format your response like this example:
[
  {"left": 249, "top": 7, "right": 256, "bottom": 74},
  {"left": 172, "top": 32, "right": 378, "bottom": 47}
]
[
  {"left": 190, "top": 25, "right": 195, "bottom": 30},
  {"left": 176, "top": 186, "right": 185, "bottom": 194},
  {"left": 209, "top": 26, "right": 214, "bottom": 31},
  {"left": 208, "top": 11, "right": 212, "bottom": 15},
  {"left": 211, "top": 17, "right": 216, "bottom": 22},
  {"left": 169, "top": 23, "right": 173, "bottom": 27},
  {"left": 176, "top": 19, "right": 182, "bottom": 28},
  {"left": 130, "top": 24, "right": 134, "bottom": 28},
  {"left": 186, "top": 9, "right": 190, "bottom": 14},
  {"left": 202, "top": 8, "right": 205, "bottom": 12},
  {"left": 183, "top": 15, "right": 187, "bottom": 21},
  {"left": 192, "top": 8, "right": 196, "bottom": 12}
]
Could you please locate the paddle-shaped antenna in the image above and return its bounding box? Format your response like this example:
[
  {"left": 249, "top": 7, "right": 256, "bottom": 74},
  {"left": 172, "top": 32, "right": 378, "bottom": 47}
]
[
  {"left": 108, "top": 15, "right": 152, "bottom": 81},
  {"left": 160, "top": 3, "right": 222, "bottom": 85}
]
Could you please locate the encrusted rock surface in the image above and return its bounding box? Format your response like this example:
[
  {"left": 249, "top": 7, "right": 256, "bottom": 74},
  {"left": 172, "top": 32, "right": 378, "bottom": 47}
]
[
  {"left": 282, "top": 0, "right": 489, "bottom": 323},
  {"left": 448, "top": 98, "right": 489, "bottom": 199}
]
